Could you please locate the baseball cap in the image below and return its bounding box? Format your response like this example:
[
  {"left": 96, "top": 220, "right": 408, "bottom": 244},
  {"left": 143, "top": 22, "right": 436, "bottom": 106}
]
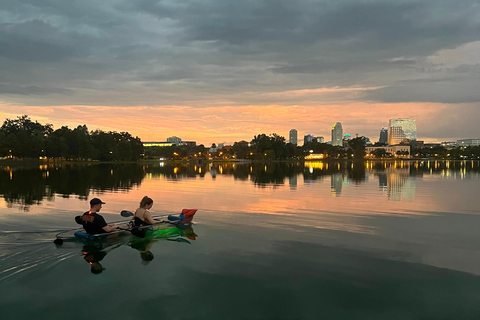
[{"left": 90, "top": 198, "right": 106, "bottom": 206}]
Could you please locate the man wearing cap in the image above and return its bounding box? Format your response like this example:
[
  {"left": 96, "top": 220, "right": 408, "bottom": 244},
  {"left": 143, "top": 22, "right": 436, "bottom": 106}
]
[{"left": 81, "top": 198, "right": 117, "bottom": 234}]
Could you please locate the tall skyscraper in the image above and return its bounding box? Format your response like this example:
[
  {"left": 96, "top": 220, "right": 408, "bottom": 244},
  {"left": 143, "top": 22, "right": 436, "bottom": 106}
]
[
  {"left": 289, "top": 129, "right": 298, "bottom": 146},
  {"left": 388, "top": 119, "right": 416, "bottom": 145},
  {"left": 379, "top": 127, "right": 388, "bottom": 144},
  {"left": 331, "top": 122, "right": 343, "bottom": 146}
]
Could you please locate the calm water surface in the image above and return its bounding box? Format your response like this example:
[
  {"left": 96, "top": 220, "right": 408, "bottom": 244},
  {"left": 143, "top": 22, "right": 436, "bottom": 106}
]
[{"left": 1, "top": 160, "right": 480, "bottom": 319}]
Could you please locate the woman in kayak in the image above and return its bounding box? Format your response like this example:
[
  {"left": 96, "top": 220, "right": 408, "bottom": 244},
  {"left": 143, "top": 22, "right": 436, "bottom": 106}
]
[{"left": 134, "top": 196, "right": 156, "bottom": 226}]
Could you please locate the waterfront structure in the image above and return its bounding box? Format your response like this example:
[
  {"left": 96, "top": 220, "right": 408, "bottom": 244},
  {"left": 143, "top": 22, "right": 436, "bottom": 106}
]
[
  {"left": 379, "top": 127, "right": 388, "bottom": 144},
  {"left": 143, "top": 141, "right": 175, "bottom": 147},
  {"left": 366, "top": 145, "right": 411, "bottom": 158},
  {"left": 289, "top": 129, "right": 298, "bottom": 146},
  {"left": 441, "top": 141, "right": 457, "bottom": 148},
  {"left": 144, "top": 140, "right": 196, "bottom": 148},
  {"left": 167, "top": 136, "right": 182, "bottom": 145},
  {"left": 331, "top": 122, "right": 343, "bottom": 146},
  {"left": 388, "top": 119, "right": 416, "bottom": 145},
  {"left": 457, "top": 139, "right": 480, "bottom": 147}
]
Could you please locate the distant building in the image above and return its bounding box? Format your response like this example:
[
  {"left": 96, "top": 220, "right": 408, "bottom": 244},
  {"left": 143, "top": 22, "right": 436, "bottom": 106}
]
[
  {"left": 167, "top": 136, "right": 182, "bottom": 145},
  {"left": 315, "top": 136, "right": 324, "bottom": 143},
  {"left": 183, "top": 141, "right": 196, "bottom": 147},
  {"left": 331, "top": 122, "right": 343, "bottom": 146},
  {"left": 457, "top": 139, "right": 480, "bottom": 147},
  {"left": 379, "top": 127, "right": 388, "bottom": 144},
  {"left": 236, "top": 140, "right": 249, "bottom": 146},
  {"left": 304, "top": 134, "right": 314, "bottom": 145},
  {"left": 143, "top": 141, "right": 174, "bottom": 147},
  {"left": 289, "top": 129, "right": 298, "bottom": 146},
  {"left": 441, "top": 141, "right": 457, "bottom": 148},
  {"left": 366, "top": 145, "right": 411, "bottom": 158},
  {"left": 364, "top": 137, "right": 372, "bottom": 146},
  {"left": 388, "top": 119, "right": 416, "bottom": 145}
]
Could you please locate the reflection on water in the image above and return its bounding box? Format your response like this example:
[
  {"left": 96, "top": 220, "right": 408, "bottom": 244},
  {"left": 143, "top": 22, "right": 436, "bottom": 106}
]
[
  {"left": 1, "top": 160, "right": 479, "bottom": 208},
  {"left": 80, "top": 223, "right": 196, "bottom": 274},
  {"left": 0, "top": 163, "right": 144, "bottom": 209}
]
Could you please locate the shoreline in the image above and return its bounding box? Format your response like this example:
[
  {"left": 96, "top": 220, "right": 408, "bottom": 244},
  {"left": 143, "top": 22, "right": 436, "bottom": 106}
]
[{"left": 1, "top": 157, "right": 478, "bottom": 168}]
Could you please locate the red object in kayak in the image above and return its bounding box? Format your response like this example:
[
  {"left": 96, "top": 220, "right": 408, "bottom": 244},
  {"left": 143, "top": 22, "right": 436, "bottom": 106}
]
[{"left": 181, "top": 209, "right": 197, "bottom": 218}]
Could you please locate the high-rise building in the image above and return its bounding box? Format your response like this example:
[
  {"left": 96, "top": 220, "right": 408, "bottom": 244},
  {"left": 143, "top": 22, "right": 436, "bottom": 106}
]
[
  {"left": 379, "top": 127, "right": 388, "bottom": 144},
  {"left": 304, "top": 134, "right": 314, "bottom": 145},
  {"left": 388, "top": 119, "right": 416, "bottom": 145},
  {"left": 331, "top": 122, "right": 343, "bottom": 146},
  {"left": 289, "top": 129, "right": 298, "bottom": 146}
]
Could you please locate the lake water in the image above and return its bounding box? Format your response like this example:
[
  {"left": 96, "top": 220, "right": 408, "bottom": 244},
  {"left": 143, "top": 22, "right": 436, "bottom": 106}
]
[{"left": 1, "top": 160, "right": 480, "bottom": 319}]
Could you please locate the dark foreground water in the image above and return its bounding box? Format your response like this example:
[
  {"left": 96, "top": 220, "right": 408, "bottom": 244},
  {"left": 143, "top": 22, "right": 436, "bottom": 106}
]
[{"left": 1, "top": 160, "right": 480, "bottom": 319}]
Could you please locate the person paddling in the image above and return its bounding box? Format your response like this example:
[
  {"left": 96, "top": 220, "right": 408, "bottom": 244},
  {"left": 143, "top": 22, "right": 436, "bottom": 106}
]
[
  {"left": 134, "top": 196, "right": 156, "bottom": 226},
  {"left": 81, "top": 198, "right": 117, "bottom": 234}
]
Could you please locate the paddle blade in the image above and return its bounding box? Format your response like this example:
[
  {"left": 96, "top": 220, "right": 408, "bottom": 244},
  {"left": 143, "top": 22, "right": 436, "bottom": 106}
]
[{"left": 121, "top": 210, "right": 134, "bottom": 217}]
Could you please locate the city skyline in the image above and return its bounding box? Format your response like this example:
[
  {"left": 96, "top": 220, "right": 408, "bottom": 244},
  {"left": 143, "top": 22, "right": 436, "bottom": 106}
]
[{"left": 1, "top": 1, "right": 479, "bottom": 145}]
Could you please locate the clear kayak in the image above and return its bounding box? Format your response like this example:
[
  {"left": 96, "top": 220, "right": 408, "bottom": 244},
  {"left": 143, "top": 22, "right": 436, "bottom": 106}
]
[{"left": 54, "top": 210, "right": 197, "bottom": 245}]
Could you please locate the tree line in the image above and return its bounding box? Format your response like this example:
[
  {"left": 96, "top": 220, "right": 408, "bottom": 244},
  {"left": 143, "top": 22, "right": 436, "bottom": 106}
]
[
  {"left": 145, "top": 134, "right": 364, "bottom": 161},
  {"left": 1, "top": 115, "right": 478, "bottom": 161},
  {"left": 0, "top": 115, "right": 143, "bottom": 161}
]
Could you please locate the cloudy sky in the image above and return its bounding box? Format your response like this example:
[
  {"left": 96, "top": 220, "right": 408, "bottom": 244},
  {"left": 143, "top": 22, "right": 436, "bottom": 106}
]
[{"left": 1, "top": 0, "right": 479, "bottom": 145}]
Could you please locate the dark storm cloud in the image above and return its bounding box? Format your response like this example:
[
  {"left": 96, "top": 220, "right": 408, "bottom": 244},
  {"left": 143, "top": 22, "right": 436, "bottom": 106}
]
[
  {"left": 0, "top": 0, "right": 479, "bottom": 106},
  {"left": 364, "top": 63, "right": 480, "bottom": 104},
  {"left": 269, "top": 59, "right": 418, "bottom": 74},
  {"left": 0, "top": 83, "right": 71, "bottom": 95},
  {"left": 0, "top": 20, "right": 79, "bottom": 62},
  {"left": 365, "top": 81, "right": 480, "bottom": 104}
]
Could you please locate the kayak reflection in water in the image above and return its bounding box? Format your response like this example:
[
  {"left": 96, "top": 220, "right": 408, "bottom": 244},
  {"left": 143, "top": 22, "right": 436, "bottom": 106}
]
[{"left": 129, "top": 223, "right": 198, "bottom": 264}]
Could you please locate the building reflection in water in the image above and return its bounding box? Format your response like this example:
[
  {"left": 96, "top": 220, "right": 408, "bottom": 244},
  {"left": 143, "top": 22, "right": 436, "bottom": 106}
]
[
  {"left": 372, "top": 162, "right": 415, "bottom": 201},
  {"left": 1, "top": 160, "right": 478, "bottom": 208},
  {"left": 289, "top": 174, "right": 297, "bottom": 190},
  {"left": 330, "top": 173, "right": 344, "bottom": 196},
  {"left": 387, "top": 171, "right": 416, "bottom": 201}
]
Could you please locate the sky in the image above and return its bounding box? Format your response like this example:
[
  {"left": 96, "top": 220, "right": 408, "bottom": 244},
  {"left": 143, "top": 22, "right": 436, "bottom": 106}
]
[{"left": 0, "top": 0, "right": 479, "bottom": 145}]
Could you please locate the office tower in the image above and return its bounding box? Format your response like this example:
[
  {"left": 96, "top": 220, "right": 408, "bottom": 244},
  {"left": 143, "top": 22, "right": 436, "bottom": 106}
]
[
  {"left": 388, "top": 119, "right": 416, "bottom": 145},
  {"left": 331, "top": 122, "right": 343, "bottom": 146},
  {"left": 379, "top": 127, "right": 388, "bottom": 144},
  {"left": 304, "top": 134, "right": 314, "bottom": 145},
  {"left": 289, "top": 129, "right": 298, "bottom": 146}
]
